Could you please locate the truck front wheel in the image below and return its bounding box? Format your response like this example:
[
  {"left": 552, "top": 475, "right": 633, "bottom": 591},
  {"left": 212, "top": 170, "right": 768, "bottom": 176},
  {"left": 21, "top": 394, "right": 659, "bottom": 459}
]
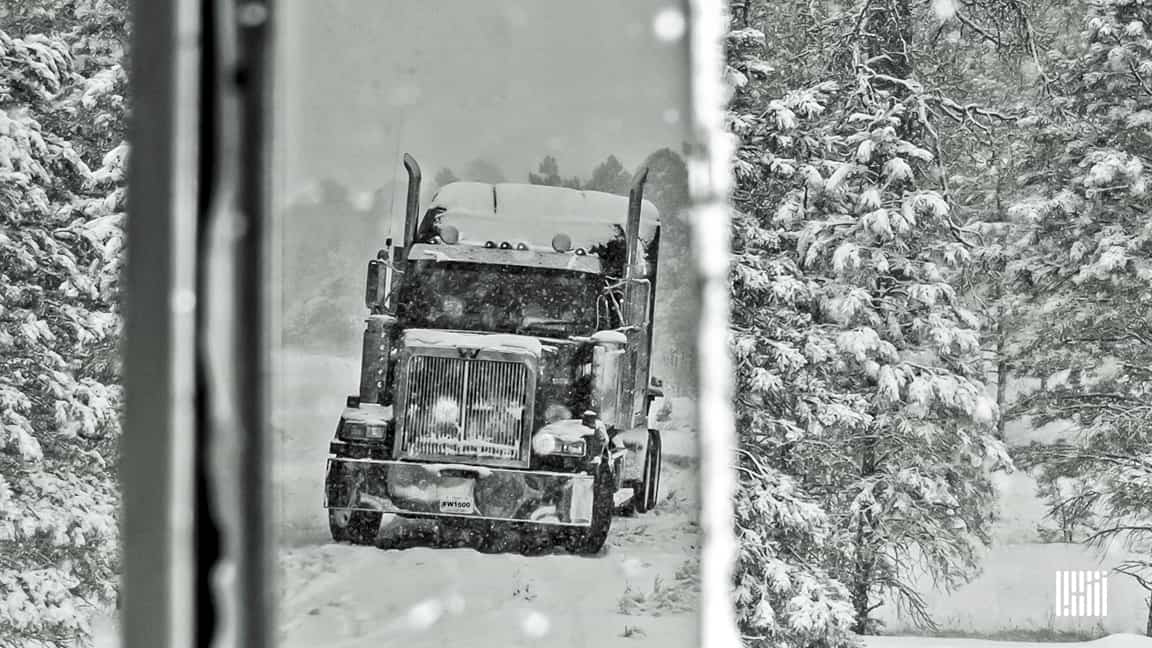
[
  {"left": 329, "top": 508, "right": 383, "bottom": 545},
  {"left": 325, "top": 461, "right": 382, "bottom": 545}
]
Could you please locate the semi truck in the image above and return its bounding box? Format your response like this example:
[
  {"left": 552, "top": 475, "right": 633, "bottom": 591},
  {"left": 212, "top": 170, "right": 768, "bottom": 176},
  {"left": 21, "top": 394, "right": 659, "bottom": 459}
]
[{"left": 322, "top": 154, "right": 665, "bottom": 555}]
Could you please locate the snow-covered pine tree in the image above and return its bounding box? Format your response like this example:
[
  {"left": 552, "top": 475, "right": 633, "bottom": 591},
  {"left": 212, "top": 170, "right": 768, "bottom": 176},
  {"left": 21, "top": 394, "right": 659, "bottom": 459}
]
[
  {"left": 1007, "top": 0, "right": 1152, "bottom": 630},
  {"left": 0, "top": 2, "right": 128, "bottom": 645},
  {"left": 728, "top": 0, "right": 1012, "bottom": 637},
  {"left": 584, "top": 154, "right": 633, "bottom": 195},
  {"left": 1021, "top": 447, "right": 1101, "bottom": 544},
  {"left": 727, "top": 9, "right": 859, "bottom": 646},
  {"left": 527, "top": 155, "right": 581, "bottom": 189}
]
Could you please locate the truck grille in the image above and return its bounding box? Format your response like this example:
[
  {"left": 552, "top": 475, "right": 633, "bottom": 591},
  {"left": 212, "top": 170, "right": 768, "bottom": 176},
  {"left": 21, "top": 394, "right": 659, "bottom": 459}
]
[{"left": 397, "top": 355, "right": 532, "bottom": 464}]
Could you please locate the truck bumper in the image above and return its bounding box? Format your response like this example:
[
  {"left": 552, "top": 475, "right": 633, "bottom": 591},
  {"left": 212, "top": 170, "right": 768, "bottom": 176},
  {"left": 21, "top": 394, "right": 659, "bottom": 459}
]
[{"left": 324, "top": 457, "right": 595, "bottom": 527}]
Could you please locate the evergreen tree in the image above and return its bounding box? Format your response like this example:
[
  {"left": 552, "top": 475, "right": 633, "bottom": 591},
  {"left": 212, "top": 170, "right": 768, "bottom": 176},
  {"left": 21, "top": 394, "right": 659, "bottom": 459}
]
[
  {"left": 729, "top": 0, "right": 1014, "bottom": 639},
  {"left": 1007, "top": 0, "right": 1152, "bottom": 629},
  {"left": 1015, "top": 443, "right": 1101, "bottom": 544},
  {"left": 727, "top": 14, "right": 858, "bottom": 648},
  {"left": 583, "top": 154, "right": 632, "bottom": 195},
  {"left": 640, "top": 148, "right": 689, "bottom": 220},
  {"left": 0, "top": 3, "right": 128, "bottom": 644},
  {"left": 527, "top": 155, "right": 581, "bottom": 189}
]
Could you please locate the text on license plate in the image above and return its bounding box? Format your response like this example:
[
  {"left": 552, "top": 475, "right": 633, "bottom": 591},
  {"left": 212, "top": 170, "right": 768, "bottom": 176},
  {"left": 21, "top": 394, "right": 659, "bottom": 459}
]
[{"left": 438, "top": 478, "right": 475, "bottom": 514}]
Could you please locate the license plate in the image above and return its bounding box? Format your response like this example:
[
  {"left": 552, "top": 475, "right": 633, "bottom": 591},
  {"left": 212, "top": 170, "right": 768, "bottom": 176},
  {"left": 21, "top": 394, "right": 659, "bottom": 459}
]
[{"left": 438, "top": 478, "right": 475, "bottom": 515}]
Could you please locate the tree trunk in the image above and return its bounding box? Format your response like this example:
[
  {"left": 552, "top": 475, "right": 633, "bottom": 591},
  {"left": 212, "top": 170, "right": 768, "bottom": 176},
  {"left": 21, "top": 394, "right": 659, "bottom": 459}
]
[
  {"left": 850, "top": 519, "right": 876, "bottom": 634},
  {"left": 1145, "top": 593, "right": 1151, "bottom": 637},
  {"left": 995, "top": 319, "right": 1009, "bottom": 441},
  {"left": 851, "top": 432, "right": 879, "bottom": 634},
  {"left": 848, "top": 1, "right": 913, "bottom": 633},
  {"left": 863, "top": 0, "right": 913, "bottom": 79}
]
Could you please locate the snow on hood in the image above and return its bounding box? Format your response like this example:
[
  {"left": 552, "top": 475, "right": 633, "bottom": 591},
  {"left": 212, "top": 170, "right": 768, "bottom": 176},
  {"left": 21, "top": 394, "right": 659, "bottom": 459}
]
[
  {"left": 429, "top": 182, "right": 659, "bottom": 250},
  {"left": 535, "top": 418, "right": 595, "bottom": 442},
  {"left": 407, "top": 243, "right": 603, "bottom": 274},
  {"left": 341, "top": 402, "right": 393, "bottom": 423},
  {"left": 403, "top": 328, "right": 542, "bottom": 356}
]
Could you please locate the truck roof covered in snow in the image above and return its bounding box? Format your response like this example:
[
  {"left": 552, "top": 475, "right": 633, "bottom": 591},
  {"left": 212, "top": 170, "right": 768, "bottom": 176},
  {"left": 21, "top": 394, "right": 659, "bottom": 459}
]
[
  {"left": 406, "top": 243, "right": 603, "bottom": 274},
  {"left": 427, "top": 182, "right": 660, "bottom": 250}
]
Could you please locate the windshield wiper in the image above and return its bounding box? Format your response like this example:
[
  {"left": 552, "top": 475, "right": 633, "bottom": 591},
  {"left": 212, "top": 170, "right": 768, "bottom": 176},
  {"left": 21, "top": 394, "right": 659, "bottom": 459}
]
[
  {"left": 518, "top": 318, "right": 575, "bottom": 333},
  {"left": 522, "top": 317, "right": 573, "bottom": 325}
]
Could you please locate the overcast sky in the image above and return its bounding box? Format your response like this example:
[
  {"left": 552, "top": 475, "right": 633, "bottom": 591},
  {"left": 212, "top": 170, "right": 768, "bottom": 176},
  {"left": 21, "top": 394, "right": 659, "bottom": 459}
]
[{"left": 273, "top": 0, "right": 690, "bottom": 211}]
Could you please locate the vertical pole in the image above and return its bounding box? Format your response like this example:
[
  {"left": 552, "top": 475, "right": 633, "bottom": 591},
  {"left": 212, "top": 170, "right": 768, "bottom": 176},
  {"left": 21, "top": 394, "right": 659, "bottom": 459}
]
[
  {"left": 685, "top": 0, "right": 740, "bottom": 642},
  {"left": 123, "top": 0, "right": 201, "bottom": 646},
  {"left": 234, "top": 1, "right": 273, "bottom": 646},
  {"left": 199, "top": 0, "right": 274, "bottom": 647}
]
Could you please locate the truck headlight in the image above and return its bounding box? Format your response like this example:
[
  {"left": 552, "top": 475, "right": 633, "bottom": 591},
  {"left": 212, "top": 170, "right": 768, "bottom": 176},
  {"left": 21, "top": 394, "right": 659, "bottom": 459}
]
[
  {"left": 531, "top": 433, "right": 586, "bottom": 457},
  {"left": 341, "top": 422, "right": 386, "bottom": 440}
]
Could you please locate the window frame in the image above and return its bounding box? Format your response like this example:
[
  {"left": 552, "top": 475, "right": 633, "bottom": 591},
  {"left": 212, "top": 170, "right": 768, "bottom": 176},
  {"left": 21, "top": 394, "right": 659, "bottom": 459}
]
[{"left": 121, "top": 0, "right": 736, "bottom": 646}]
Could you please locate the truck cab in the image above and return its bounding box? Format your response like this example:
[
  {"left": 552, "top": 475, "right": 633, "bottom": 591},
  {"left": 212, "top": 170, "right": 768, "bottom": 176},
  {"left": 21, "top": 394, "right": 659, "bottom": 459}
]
[{"left": 323, "top": 154, "right": 664, "bottom": 555}]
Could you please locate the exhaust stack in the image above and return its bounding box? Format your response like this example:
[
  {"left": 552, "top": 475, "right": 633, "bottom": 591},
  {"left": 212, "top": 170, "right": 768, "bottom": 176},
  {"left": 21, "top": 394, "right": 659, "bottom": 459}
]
[
  {"left": 624, "top": 166, "right": 649, "bottom": 279},
  {"left": 402, "top": 153, "right": 422, "bottom": 248}
]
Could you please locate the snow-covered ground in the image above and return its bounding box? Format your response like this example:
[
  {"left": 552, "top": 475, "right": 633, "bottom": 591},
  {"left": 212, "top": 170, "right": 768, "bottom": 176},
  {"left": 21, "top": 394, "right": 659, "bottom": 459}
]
[
  {"left": 875, "top": 473, "right": 1149, "bottom": 637},
  {"left": 91, "top": 350, "right": 1150, "bottom": 647},
  {"left": 860, "top": 635, "right": 1152, "bottom": 648}
]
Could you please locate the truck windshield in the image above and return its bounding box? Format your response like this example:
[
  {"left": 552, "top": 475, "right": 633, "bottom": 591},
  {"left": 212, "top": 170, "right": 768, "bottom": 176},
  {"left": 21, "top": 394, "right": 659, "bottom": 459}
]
[{"left": 396, "top": 261, "right": 603, "bottom": 337}]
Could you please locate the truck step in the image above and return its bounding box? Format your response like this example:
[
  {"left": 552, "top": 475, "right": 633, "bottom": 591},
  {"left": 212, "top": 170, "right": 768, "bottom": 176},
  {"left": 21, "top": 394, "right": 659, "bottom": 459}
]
[{"left": 613, "top": 488, "right": 635, "bottom": 509}]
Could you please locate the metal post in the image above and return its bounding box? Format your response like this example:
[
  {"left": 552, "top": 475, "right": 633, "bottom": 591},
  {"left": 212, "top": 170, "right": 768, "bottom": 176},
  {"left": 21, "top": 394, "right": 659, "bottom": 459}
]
[{"left": 123, "top": 0, "right": 201, "bottom": 646}]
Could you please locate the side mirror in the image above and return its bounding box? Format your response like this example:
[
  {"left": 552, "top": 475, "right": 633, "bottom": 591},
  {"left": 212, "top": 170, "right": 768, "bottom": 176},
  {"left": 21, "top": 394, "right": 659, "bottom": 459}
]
[
  {"left": 626, "top": 277, "right": 651, "bottom": 326},
  {"left": 366, "top": 238, "right": 396, "bottom": 311},
  {"left": 365, "top": 259, "right": 384, "bottom": 309}
]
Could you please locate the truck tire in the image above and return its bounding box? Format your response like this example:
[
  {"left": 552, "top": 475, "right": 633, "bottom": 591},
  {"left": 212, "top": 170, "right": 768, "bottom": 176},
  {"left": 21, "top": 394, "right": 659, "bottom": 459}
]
[
  {"left": 633, "top": 430, "right": 662, "bottom": 514},
  {"left": 328, "top": 508, "right": 382, "bottom": 545},
  {"left": 325, "top": 461, "right": 382, "bottom": 545},
  {"left": 567, "top": 463, "right": 614, "bottom": 556}
]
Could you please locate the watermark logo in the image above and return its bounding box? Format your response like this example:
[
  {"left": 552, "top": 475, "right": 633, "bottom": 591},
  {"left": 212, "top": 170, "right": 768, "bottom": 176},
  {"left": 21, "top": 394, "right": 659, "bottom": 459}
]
[{"left": 1055, "top": 570, "right": 1108, "bottom": 618}]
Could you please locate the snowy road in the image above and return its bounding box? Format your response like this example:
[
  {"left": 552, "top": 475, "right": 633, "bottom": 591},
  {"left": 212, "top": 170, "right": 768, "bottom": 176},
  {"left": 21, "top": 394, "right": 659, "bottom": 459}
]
[
  {"left": 275, "top": 460, "right": 700, "bottom": 648},
  {"left": 90, "top": 350, "right": 1152, "bottom": 647},
  {"left": 271, "top": 350, "right": 701, "bottom": 648}
]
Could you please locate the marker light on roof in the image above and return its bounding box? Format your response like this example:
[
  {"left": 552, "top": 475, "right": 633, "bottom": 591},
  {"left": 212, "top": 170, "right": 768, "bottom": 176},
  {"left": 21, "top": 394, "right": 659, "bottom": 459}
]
[
  {"left": 485, "top": 241, "right": 497, "bottom": 248},
  {"left": 516, "top": 242, "right": 529, "bottom": 251},
  {"left": 499, "top": 242, "right": 513, "bottom": 250},
  {"left": 574, "top": 248, "right": 587, "bottom": 256},
  {"left": 551, "top": 233, "right": 573, "bottom": 252},
  {"left": 438, "top": 224, "right": 460, "bottom": 245}
]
